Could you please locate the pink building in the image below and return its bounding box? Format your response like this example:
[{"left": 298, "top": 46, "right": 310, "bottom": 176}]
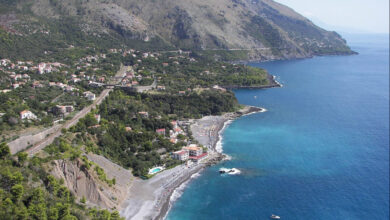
[{"left": 156, "top": 128, "right": 166, "bottom": 136}]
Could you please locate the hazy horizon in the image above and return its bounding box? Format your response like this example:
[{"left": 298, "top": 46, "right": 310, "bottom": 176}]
[{"left": 275, "top": 0, "right": 389, "bottom": 34}]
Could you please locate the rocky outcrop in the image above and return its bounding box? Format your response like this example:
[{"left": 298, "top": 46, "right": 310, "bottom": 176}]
[{"left": 50, "top": 158, "right": 131, "bottom": 210}]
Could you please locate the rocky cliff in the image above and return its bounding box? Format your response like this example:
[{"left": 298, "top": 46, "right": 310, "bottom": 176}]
[{"left": 50, "top": 157, "right": 132, "bottom": 210}]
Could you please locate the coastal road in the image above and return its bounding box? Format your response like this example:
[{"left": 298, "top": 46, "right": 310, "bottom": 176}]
[{"left": 24, "top": 65, "right": 129, "bottom": 156}]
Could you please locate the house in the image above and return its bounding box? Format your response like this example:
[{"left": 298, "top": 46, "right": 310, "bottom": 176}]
[
  {"left": 212, "top": 85, "right": 227, "bottom": 92},
  {"left": 51, "top": 62, "right": 63, "bottom": 67},
  {"left": 156, "top": 128, "right": 166, "bottom": 136},
  {"left": 89, "top": 81, "right": 104, "bottom": 87},
  {"left": 83, "top": 91, "right": 96, "bottom": 101},
  {"left": 189, "top": 152, "right": 208, "bottom": 163},
  {"left": 70, "top": 78, "right": 81, "bottom": 83},
  {"left": 178, "top": 91, "right": 186, "bottom": 95},
  {"left": 98, "top": 77, "right": 105, "bottom": 82},
  {"left": 0, "top": 89, "right": 11, "bottom": 93},
  {"left": 38, "top": 63, "right": 52, "bottom": 74},
  {"left": 183, "top": 145, "right": 203, "bottom": 157},
  {"left": 157, "top": 86, "right": 166, "bottom": 91},
  {"left": 65, "top": 86, "right": 77, "bottom": 92},
  {"left": 162, "top": 63, "right": 169, "bottom": 67},
  {"left": 0, "top": 59, "right": 11, "bottom": 66},
  {"left": 94, "top": 114, "right": 101, "bottom": 123},
  {"left": 20, "top": 110, "right": 37, "bottom": 120},
  {"left": 52, "top": 105, "right": 74, "bottom": 115},
  {"left": 125, "top": 127, "right": 132, "bottom": 132},
  {"left": 138, "top": 111, "right": 149, "bottom": 118},
  {"left": 174, "top": 127, "right": 183, "bottom": 134},
  {"left": 171, "top": 121, "right": 178, "bottom": 129},
  {"left": 32, "top": 81, "right": 43, "bottom": 88},
  {"left": 172, "top": 150, "right": 189, "bottom": 161}
]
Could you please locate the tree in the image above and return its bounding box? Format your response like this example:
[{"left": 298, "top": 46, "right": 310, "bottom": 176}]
[
  {"left": 110, "top": 211, "right": 123, "bottom": 220},
  {"left": 48, "top": 207, "right": 59, "bottom": 220},
  {"left": 11, "top": 184, "right": 24, "bottom": 202},
  {"left": 17, "top": 152, "right": 28, "bottom": 165},
  {"left": 0, "top": 142, "right": 10, "bottom": 159},
  {"left": 80, "top": 196, "right": 86, "bottom": 204}
]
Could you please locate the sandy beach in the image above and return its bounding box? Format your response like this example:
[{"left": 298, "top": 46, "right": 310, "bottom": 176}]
[{"left": 120, "top": 105, "right": 265, "bottom": 220}]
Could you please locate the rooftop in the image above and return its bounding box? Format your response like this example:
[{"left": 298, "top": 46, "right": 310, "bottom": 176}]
[{"left": 189, "top": 152, "right": 208, "bottom": 160}]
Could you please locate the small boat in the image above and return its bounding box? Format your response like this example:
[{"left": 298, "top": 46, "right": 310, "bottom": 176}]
[
  {"left": 219, "top": 168, "right": 231, "bottom": 173},
  {"left": 219, "top": 168, "right": 241, "bottom": 175},
  {"left": 270, "top": 214, "right": 280, "bottom": 219}
]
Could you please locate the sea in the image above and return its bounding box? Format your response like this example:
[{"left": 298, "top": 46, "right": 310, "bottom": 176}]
[{"left": 166, "top": 34, "right": 389, "bottom": 220}]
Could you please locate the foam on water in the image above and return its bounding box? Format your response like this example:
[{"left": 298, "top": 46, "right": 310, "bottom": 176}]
[{"left": 215, "top": 120, "right": 232, "bottom": 153}]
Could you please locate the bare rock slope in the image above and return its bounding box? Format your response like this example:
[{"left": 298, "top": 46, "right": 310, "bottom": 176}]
[{"left": 50, "top": 155, "right": 133, "bottom": 210}]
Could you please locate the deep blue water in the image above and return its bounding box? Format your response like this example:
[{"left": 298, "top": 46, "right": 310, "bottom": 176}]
[{"left": 166, "top": 34, "right": 389, "bottom": 220}]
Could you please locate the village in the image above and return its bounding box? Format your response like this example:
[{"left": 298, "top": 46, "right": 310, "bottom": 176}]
[
  {"left": 0, "top": 47, "right": 209, "bottom": 141},
  {"left": 147, "top": 119, "right": 209, "bottom": 176}
]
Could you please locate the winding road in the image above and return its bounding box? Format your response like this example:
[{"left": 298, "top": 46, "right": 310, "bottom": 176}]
[{"left": 22, "top": 65, "right": 130, "bottom": 156}]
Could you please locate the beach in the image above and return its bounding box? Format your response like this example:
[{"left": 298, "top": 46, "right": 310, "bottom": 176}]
[{"left": 120, "top": 105, "right": 265, "bottom": 220}]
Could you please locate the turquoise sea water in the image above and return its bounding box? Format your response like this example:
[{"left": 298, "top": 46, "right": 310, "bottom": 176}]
[{"left": 166, "top": 34, "right": 389, "bottom": 220}]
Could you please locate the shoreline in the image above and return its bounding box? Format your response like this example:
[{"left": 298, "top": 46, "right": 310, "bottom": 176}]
[
  {"left": 223, "top": 74, "right": 282, "bottom": 89},
  {"left": 155, "top": 105, "right": 266, "bottom": 220},
  {"left": 120, "top": 105, "right": 265, "bottom": 220}
]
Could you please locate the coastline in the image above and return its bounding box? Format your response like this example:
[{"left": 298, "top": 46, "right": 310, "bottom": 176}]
[
  {"left": 119, "top": 105, "right": 265, "bottom": 220},
  {"left": 155, "top": 105, "right": 266, "bottom": 220},
  {"left": 223, "top": 73, "right": 282, "bottom": 89}
]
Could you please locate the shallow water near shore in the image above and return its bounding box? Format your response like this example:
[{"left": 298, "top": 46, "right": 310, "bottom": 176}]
[{"left": 165, "top": 34, "right": 389, "bottom": 220}]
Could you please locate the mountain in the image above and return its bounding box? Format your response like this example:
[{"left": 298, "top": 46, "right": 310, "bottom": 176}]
[{"left": 0, "top": 0, "right": 355, "bottom": 60}]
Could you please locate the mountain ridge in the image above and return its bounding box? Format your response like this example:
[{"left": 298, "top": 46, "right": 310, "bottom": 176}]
[{"left": 0, "top": 0, "right": 355, "bottom": 61}]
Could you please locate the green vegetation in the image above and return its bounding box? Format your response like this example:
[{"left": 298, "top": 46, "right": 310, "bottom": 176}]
[
  {"left": 123, "top": 52, "right": 270, "bottom": 92},
  {"left": 65, "top": 88, "right": 237, "bottom": 176},
  {"left": 194, "top": 50, "right": 250, "bottom": 61},
  {"left": 0, "top": 16, "right": 172, "bottom": 61},
  {"left": 0, "top": 143, "right": 123, "bottom": 219},
  {"left": 0, "top": 0, "right": 355, "bottom": 216},
  {"left": 94, "top": 165, "right": 116, "bottom": 186}
]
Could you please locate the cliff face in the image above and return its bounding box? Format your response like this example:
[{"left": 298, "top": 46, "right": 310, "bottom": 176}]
[
  {"left": 1, "top": 0, "right": 354, "bottom": 60},
  {"left": 50, "top": 158, "right": 130, "bottom": 210}
]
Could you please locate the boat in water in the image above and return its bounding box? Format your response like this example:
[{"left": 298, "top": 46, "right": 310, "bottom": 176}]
[
  {"left": 270, "top": 214, "right": 281, "bottom": 219},
  {"left": 219, "top": 168, "right": 240, "bottom": 175}
]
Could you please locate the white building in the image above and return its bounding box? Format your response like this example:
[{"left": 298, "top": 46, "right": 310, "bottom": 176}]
[
  {"left": 94, "top": 114, "right": 101, "bottom": 123},
  {"left": 83, "top": 91, "right": 96, "bottom": 101},
  {"left": 172, "top": 150, "right": 189, "bottom": 161},
  {"left": 38, "top": 63, "right": 52, "bottom": 74},
  {"left": 183, "top": 145, "right": 203, "bottom": 157},
  {"left": 20, "top": 110, "right": 37, "bottom": 120}
]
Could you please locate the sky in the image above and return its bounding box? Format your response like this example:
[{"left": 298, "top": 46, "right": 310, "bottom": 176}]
[{"left": 275, "top": 0, "right": 389, "bottom": 34}]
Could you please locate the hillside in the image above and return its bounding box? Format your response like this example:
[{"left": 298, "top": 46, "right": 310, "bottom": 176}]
[{"left": 0, "top": 0, "right": 355, "bottom": 60}]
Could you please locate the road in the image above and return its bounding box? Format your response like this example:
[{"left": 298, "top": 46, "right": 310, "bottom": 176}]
[
  {"left": 24, "top": 65, "right": 129, "bottom": 156},
  {"left": 134, "top": 78, "right": 157, "bottom": 92}
]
